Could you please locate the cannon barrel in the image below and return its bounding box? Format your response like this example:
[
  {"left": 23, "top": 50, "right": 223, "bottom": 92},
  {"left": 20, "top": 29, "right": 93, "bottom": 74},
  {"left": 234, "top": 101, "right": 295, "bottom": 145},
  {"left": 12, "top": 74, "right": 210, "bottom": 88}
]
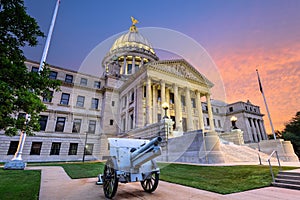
[{"left": 130, "top": 137, "right": 162, "bottom": 167}]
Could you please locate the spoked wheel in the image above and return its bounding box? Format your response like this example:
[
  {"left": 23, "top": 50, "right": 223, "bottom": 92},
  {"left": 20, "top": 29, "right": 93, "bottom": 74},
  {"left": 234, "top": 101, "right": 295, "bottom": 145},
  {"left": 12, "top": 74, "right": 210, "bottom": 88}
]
[
  {"left": 103, "top": 158, "right": 118, "bottom": 199},
  {"left": 141, "top": 172, "right": 159, "bottom": 193}
]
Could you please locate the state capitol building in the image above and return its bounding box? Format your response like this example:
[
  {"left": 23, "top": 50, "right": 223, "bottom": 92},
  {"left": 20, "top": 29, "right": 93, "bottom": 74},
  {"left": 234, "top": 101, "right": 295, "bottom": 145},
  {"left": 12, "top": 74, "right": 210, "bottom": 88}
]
[{"left": 0, "top": 22, "right": 268, "bottom": 162}]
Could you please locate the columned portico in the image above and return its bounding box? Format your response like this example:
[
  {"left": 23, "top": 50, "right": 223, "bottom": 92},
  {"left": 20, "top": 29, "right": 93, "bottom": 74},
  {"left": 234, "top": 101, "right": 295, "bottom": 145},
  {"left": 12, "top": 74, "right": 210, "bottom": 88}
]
[{"left": 206, "top": 94, "right": 215, "bottom": 131}]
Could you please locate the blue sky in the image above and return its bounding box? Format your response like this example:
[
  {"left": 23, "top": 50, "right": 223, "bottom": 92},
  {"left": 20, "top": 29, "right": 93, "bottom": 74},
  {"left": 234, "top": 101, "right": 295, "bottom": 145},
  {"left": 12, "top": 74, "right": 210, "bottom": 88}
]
[{"left": 23, "top": 0, "right": 300, "bottom": 132}]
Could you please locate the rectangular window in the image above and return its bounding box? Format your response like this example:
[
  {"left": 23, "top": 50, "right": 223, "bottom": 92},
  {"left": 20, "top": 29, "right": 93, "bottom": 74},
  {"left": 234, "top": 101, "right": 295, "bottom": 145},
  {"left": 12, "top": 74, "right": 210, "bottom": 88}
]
[
  {"left": 157, "top": 90, "right": 161, "bottom": 101},
  {"left": 43, "top": 91, "right": 53, "bottom": 103},
  {"left": 229, "top": 107, "right": 233, "bottom": 112},
  {"left": 110, "top": 119, "right": 114, "bottom": 126},
  {"left": 76, "top": 96, "right": 85, "bottom": 107},
  {"left": 170, "top": 93, "right": 174, "bottom": 104},
  {"left": 72, "top": 119, "right": 82, "bottom": 133},
  {"left": 49, "top": 71, "right": 57, "bottom": 80},
  {"left": 112, "top": 101, "right": 115, "bottom": 107},
  {"left": 68, "top": 143, "right": 78, "bottom": 155},
  {"left": 216, "top": 108, "right": 219, "bottom": 113},
  {"left": 39, "top": 115, "right": 48, "bottom": 131},
  {"left": 30, "top": 142, "right": 42, "bottom": 155},
  {"left": 7, "top": 141, "right": 19, "bottom": 155},
  {"left": 206, "top": 118, "right": 210, "bottom": 126},
  {"left": 50, "top": 142, "right": 61, "bottom": 155},
  {"left": 80, "top": 78, "right": 87, "bottom": 86},
  {"left": 122, "top": 117, "right": 126, "bottom": 131},
  {"left": 127, "top": 64, "right": 132, "bottom": 74},
  {"left": 130, "top": 114, "right": 134, "bottom": 129},
  {"left": 94, "top": 81, "right": 101, "bottom": 88},
  {"left": 55, "top": 117, "right": 66, "bottom": 132},
  {"left": 143, "top": 86, "right": 146, "bottom": 98},
  {"left": 85, "top": 144, "right": 94, "bottom": 155},
  {"left": 181, "top": 95, "right": 186, "bottom": 107},
  {"left": 191, "top": 98, "right": 196, "bottom": 108},
  {"left": 65, "top": 74, "right": 73, "bottom": 83},
  {"left": 131, "top": 91, "right": 135, "bottom": 102},
  {"left": 218, "top": 120, "right": 222, "bottom": 128},
  {"left": 60, "top": 93, "right": 70, "bottom": 105},
  {"left": 91, "top": 98, "right": 99, "bottom": 109},
  {"left": 88, "top": 120, "right": 96, "bottom": 133},
  {"left": 31, "top": 66, "right": 39, "bottom": 73}
]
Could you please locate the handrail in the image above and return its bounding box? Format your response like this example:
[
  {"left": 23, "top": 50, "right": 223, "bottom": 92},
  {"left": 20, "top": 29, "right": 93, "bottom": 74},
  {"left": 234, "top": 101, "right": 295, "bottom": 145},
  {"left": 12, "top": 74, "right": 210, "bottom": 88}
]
[{"left": 267, "top": 150, "right": 282, "bottom": 182}]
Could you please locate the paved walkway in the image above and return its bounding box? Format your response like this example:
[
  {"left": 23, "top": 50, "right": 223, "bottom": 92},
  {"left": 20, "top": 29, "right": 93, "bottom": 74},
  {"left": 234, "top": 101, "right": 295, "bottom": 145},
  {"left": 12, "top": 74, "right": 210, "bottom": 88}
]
[{"left": 27, "top": 162, "right": 300, "bottom": 200}]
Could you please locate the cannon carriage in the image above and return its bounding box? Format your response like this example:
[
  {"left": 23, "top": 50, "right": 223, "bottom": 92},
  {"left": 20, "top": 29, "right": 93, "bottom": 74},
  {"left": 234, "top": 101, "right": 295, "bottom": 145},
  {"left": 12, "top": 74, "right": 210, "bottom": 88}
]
[{"left": 101, "top": 136, "right": 162, "bottom": 199}]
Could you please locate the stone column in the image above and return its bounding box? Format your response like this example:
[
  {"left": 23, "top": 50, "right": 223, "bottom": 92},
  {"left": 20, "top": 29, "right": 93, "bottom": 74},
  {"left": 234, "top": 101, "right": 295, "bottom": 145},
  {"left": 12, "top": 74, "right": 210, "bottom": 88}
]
[
  {"left": 165, "top": 87, "right": 170, "bottom": 117},
  {"left": 262, "top": 120, "right": 268, "bottom": 140},
  {"left": 152, "top": 85, "right": 157, "bottom": 123},
  {"left": 254, "top": 119, "right": 262, "bottom": 142},
  {"left": 245, "top": 118, "right": 254, "bottom": 143},
  {"left": 173, "top": 84, "right": 182, "bottom": 130},
  {"left": 160, "top": 80, "right": 166, "bottom": 117},
  {"left": 140, "top": 57, "right": 144, "bottom": 67},
  {"left": 185, "top": 88, "right": 193, "bottom": 131},
  {"left": 132, "top": 56, "right": 135, "bottom": 74},
  {"left": 196, "top": 90, "right": 205, "bottom": 131},
  {"left": 206, "top": 94, "right": 215, "bottom": 131},
  {"left": 146, "top": 78, "right": 152, "bottom": 125},
  {"left": 251, "top": 118, "right": 258, "bottom": 142},
  {"left": 123, "top": 56, "right": 127, "bottom": 75}
]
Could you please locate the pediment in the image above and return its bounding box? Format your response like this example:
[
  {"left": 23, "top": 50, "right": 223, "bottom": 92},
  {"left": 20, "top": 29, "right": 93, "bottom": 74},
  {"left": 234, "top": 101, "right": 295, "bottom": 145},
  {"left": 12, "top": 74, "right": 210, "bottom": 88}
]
[{"left": 148, "top": 59, "right": 213, "bottom": 88}]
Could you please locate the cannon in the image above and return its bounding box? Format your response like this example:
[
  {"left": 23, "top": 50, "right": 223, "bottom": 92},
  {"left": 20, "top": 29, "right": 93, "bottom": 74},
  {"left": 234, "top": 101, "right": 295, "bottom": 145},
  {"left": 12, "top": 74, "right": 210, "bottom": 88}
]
[{"left": 100, "top": 136, "right": 162, "bottom": 199}]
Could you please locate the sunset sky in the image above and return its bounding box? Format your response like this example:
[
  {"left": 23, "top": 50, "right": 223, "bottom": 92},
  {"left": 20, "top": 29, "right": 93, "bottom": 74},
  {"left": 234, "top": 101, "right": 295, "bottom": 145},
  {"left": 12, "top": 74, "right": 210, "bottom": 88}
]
[{"left": 23, "top": 0, "right": 300, "bottom": 134}]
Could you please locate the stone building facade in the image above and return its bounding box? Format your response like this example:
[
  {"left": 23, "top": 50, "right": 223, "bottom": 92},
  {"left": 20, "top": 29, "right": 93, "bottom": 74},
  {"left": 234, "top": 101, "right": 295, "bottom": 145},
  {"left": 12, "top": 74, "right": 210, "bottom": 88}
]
[{"left": 0, "top": 22, "right": 268, "bottom": 162}]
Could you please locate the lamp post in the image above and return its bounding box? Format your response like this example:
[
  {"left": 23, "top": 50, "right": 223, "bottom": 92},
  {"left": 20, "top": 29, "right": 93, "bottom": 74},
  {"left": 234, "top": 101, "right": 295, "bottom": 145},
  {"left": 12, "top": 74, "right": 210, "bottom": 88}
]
[
  {"left": 230, "top": 116, "right": 238, "bottom": 130},
  {"left": 162, "top": 102, "right": 169, "bottom": 119},
  {"left": 82, "top": 132, "right": 88, "bottom": 162},
  {"left": 162, "top": 102, "right": 169, "bottom": 162}
]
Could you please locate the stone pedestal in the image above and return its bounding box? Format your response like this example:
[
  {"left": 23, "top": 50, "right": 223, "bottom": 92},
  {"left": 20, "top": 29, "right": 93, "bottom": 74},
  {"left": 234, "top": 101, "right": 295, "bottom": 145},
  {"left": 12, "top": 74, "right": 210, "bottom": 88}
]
[
  {"left": 219, "top": 129, "right": 244, "bottom": 145},
  {"left": 258, "top": 139, "right": 299, "bottom": 162},
  {"left": 204, "top": 131, "right": 225, "bottom": 163},
  {"left": 4, "top": 160, "right": 26, "bottom": 170}
]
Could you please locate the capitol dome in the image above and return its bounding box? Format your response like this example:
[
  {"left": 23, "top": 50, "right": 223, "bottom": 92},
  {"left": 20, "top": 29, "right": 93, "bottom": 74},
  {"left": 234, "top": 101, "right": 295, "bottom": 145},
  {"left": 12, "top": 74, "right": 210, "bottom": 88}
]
[
  {"left": 109, "top": 25, "right": 156, "bottom": 55},
  {"left": 110, "top": 27, "right": 155, "bottom": 54},
  {"left": 102, "top": 18, "right": 159, "bottom": 77}
]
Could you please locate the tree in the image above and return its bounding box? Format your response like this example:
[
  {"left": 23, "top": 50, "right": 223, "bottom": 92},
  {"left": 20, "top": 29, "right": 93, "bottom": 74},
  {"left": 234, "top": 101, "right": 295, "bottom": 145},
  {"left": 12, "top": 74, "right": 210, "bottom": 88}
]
[
  {"left": 281, "top": 111, "right": 300, "bottom": 157},
  {"left": 0, "top": 0, "right": 60, "bottom": 136}
]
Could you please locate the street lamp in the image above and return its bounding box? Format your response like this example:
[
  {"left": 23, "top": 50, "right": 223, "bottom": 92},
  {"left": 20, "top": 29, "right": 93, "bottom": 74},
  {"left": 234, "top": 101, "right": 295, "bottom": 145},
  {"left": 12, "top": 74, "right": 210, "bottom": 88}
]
[
  {"left": 230, "top": 116, "right": 238, "bottom": 130},
  {"left": 162, "top": 102, "right": 169, "bottom": 119}
]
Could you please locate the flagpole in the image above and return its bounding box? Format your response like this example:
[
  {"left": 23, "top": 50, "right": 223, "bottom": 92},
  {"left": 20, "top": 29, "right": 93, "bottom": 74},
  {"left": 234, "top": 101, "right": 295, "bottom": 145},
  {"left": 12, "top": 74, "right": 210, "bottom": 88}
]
[
  {"left": 39, "top": 0, "right": 61, "bottom": 71},
  {"left": 256, "top": 69, "right": 276, "bottom": 140}
]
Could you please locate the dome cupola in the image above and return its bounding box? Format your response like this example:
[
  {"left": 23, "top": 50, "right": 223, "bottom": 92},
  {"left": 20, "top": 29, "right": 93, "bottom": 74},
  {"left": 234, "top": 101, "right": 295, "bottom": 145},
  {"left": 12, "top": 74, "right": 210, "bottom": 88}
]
[{"left": 102, "top": 17, "right": 159, "bottom": 77}]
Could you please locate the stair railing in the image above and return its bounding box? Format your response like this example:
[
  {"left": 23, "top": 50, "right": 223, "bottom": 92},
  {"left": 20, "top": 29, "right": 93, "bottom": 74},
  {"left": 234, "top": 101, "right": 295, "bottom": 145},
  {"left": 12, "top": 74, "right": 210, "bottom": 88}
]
[{"left": 267, "top": 150, "right": 282, "bottom": 182}]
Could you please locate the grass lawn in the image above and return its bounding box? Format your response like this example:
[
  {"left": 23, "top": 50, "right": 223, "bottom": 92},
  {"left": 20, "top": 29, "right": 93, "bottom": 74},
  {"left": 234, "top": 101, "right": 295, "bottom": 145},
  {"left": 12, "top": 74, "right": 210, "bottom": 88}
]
[
  {"left": 1, "top": 161, "right": 298, "bottom": 200},
  {"left": 158, "top": 163, "right": 297, "bottom": 194},
  {"left": 0, "top": 169, "right": 40, "bottom": 200}
]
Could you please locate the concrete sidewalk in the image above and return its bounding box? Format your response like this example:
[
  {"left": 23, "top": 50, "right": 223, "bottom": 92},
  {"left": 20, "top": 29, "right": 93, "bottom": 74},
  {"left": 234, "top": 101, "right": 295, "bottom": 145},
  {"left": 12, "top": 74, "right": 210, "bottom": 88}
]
[{"left": 27, "top": 163, "right": 300, "bottom": 200}]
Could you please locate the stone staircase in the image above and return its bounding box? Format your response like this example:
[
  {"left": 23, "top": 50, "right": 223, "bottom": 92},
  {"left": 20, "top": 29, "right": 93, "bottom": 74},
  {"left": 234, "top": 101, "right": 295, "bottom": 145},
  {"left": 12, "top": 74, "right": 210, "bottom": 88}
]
[
  {"left": 273, "top": 171, "right": 300, "bottom": 190},
  {"left": 220, "top": 143, "right": 278, "bottom": 163}
]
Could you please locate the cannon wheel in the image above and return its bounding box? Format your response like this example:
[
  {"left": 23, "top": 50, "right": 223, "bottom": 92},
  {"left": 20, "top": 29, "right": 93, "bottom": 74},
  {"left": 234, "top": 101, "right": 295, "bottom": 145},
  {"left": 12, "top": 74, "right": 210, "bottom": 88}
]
[
  {"left": 103, "top": 158, "right": 118, "bottom": 199},
  {"left": 141, "top": 172, "right": 159, "bottom": 193}
]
